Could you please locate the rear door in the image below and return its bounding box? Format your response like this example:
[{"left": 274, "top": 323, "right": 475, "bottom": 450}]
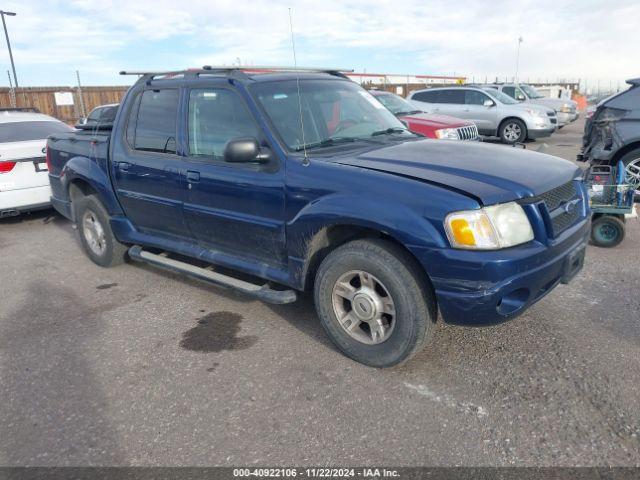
[
  {"left": 181, "top": 86, "right": 286, "bottom": 265},
  {"left": 110, "top": 88, "right": 190, "bottom": 239},
  {"left": 462, "top": 90, "right": 498, "bottom": 133},
  {"left": 431, "top": 89, "right": 465, "bottom": 117}
]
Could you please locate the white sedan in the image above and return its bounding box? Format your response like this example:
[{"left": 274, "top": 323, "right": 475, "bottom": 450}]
[{"left": 0, "top": 110, "right": 73, "bottom": 218}]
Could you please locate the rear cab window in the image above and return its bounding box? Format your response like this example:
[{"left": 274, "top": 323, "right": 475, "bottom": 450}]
[{"left": 0, "top": 121, "right": 72, "bottom": 143}]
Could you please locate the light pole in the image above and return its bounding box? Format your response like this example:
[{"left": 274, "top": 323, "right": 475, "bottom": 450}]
[
  {"left": 515, "top": 36, "right": 523, "bottom": 84},
  {"left": 0, "top": 10, "right": 18, "bottom": 88}
]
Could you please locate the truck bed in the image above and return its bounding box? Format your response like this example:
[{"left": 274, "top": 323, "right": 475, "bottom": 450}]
[{"left": 47, "top": 130, "right": 111, "bottom": 178}]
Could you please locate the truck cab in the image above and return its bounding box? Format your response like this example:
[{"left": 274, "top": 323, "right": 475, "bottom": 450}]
[{"left": 47, "top": 67, "right": 590, "bottom": 367}]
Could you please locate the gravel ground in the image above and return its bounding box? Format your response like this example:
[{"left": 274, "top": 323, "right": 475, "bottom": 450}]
[{"left": 1, "top": 118, "right": 639, "bottom": 466}]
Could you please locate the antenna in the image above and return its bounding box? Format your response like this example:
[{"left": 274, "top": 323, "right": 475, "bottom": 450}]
[{"left": 289, "top": 8, "right": 309, "bottom": 165}]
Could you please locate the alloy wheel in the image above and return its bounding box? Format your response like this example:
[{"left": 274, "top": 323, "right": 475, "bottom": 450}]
[
  {"left": 82, "top": 210, "right": 107, "bottom": 256},
  {"left": 331, "top": 270, "right": 396, "bottom": 345}
]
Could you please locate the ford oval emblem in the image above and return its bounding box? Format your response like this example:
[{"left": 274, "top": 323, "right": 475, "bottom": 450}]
[{"left": 562, "top": 198, "right": 580, "bottom": 214}]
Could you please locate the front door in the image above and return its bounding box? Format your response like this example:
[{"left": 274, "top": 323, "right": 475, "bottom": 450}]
[
  {"left": 111, "top": 88, "right": 190, "bottom": 239},
  {"left": 181, "top": 86, "right": 286, "bottom": 266},
  {"left": 461, "top": 90, "right": 498, "bottom": 134}
]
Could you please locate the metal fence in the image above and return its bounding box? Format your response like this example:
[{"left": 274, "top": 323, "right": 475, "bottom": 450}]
[{"left": 0, "top": 86, "right": 130, "bottom": 124}]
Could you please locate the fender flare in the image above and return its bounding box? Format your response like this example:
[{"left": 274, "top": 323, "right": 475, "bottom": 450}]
[
  {"left": 61, "top": 156, "right": 124, "bottom": 216},
  {"left": 286, "top": 193, "right": 445, "bottom": 288}
]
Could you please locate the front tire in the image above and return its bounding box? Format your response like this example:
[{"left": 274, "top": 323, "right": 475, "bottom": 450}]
[
  {"left": 314, "top": 239, "right": 436, "bottom": 368},
  {"left": 499, "top": 118, "right": 527, "bottom": 144},
  {"left": 74, "top": 194, "right": 128, "bottom": 267}
]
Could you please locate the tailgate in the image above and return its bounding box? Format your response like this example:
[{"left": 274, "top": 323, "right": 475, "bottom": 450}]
[{"left": 0, "top": 140, "right": 49, "bottom": 192}]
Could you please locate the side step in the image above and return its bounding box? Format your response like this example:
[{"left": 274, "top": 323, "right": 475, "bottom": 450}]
[{"left": 127, "top": 246, "right": 297, "bottom": 304}]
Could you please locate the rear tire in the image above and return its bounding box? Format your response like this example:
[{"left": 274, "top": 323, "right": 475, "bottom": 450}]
[
  {"left": 313, "top": 239, "right": 436, "bottom": 368},
  {"left": 74, "top": 194, "right": 128, "bottom": 267},
  {"left": 499, "top": 118, "right": 527, "bottom": 144},
  {"left": 591, "top": 215, "right": 625, "bottom": 248}
]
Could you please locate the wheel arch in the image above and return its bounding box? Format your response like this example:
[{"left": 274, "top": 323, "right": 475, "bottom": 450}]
[
  {"left": 611, "top": 141, "right": 640, "bottom": 165},
  {"left": 498, "top": 116, "right": 527, "bottom": 131},
  {"left": 297, "top": 223, "right": 437, "bottom": 307},
  {"left": 63, "top": 156, "right": 123, "bottom": 217}
]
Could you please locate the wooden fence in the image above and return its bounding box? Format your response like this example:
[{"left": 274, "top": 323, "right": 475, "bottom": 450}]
[{"left": 0, "top": 86, "right": 131, "bottom": 124}]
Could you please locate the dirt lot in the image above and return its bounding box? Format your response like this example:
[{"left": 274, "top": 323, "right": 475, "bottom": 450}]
[{"left": 1, "top": 119, "right": 639, "bottom": 466}]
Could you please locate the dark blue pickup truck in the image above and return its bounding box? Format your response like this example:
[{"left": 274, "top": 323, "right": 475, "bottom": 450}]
[{"left": 46, "top": 67, "right": 590, "bottom": 367}]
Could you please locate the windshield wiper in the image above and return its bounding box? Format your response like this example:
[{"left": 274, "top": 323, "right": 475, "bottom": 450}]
[
  {"left": 396, "top": 110, "right": 423, "bottom": 116},
  {"left": 371, "top": 127, "right": 408, "bottom": 137},
  {"left": 294, "top": 136, "right": 357, "bottom": 151}
]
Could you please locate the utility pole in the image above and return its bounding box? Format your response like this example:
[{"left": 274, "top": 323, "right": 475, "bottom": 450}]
[
  {"left": 515, "top": 36, "right": 523, "bottom": 84},
  {"left": 0, "top": 10, "right": 18, "bottom": 87},
  {"left": 76, "top": 70, "right": 86, "bottom": 118},
  {"left": 7, "top": 69, "right": 15, "bottom": 107}
]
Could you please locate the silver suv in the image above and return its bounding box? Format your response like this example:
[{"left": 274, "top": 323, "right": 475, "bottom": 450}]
[
  {"left": 485, "top": 83, "right": 578, "bottom": 127},
  {"left": 407, "top": 86, "right": 557, "bottom": 144}
]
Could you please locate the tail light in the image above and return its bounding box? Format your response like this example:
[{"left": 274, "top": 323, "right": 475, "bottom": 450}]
[
  {"left": 45, "top": 146, "right": 52, "bottom": 172},
  {"left": 0, "top": 161, "right": 16, "bottom": 174}
]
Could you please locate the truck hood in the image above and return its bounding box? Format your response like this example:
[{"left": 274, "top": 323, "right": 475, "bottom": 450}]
[
  {"left": 333, "top": 139, "right": 580, "bottom": 205},
  {"left": 529, "top": 97, "right": 576, "bottom": 110}
]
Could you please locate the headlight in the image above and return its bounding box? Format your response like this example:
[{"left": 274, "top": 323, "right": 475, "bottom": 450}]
[
  {"left": 435, "top": 128, "right": 460, "bottom": 140},
  {"left": 444, "top": 202, "right": 534, "bottom": 250},
  {"left": 525, "top": 108, "right": 546, "bottom": 118}
]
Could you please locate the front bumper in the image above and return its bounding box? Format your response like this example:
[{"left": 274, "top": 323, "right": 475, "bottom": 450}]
[
  {"left": 410, "top": 218, "right": 590, "bottom": 326},
  {"left": 528, "top": 126, "right": 556, "bottom": 139}
]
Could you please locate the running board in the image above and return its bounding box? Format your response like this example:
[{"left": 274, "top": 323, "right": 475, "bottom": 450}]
[{"left": 127, "top": 245, "right": 297, "bottom": 304}]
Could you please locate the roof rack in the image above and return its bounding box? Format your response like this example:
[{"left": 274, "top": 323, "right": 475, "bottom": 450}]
[{"left": 119, "top": 66, "right": 354, "bottom": 80}]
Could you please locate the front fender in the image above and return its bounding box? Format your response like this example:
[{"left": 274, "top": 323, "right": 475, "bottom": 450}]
[
  {"left": 61, "top": 156, "right": 123, "bottom": 216},
  {"left": 286, "top": 193, "right": 446, "bottom": 288}
]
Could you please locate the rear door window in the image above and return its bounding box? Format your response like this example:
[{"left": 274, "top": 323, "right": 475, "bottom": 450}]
[
  {"left": 438, "top": 90, "right": 465, "bottom": 104},
  {"left": 132, "top": 89, "right": 179, "bottom": 154},
  {"left": 0, "top": 121, "right": 72, "bottom": 143},
  {"left": 412, "top": 91, "right": 436, "bottom": 103}
]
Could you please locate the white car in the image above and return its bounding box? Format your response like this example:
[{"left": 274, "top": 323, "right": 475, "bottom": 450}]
[{"left": 0, "top": 110, "right": 73, "bottom": 218}]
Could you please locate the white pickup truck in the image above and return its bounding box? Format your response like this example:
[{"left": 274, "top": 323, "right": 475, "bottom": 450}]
[{"left": 0, "top": 109, "right": 72, "bottom": 218}]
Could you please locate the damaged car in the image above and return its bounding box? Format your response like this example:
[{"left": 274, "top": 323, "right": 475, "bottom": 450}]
[{"left": 579, "top": 77, "right": 640, "bottom": 174}]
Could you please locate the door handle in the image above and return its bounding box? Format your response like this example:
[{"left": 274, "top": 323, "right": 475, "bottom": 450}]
[
  {"left": 117, "top": 161, "right": 131, "bottom": 172},
  {"left": 186, "top": 171, "right": 200, "bottom": 182}
]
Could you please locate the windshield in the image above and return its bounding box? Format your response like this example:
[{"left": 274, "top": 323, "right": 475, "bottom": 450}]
[
  {"left": 373, "top": 92, "right": 422, "bottom": 115},
  {"left": 482, "top": 88, "right": 519, "bottom": 105},
  {"left": 520, "top": 85, "right": 544, "bottom": 99},
  {"left": 0, "top": 120, "right": 72, "bottom": 143},
  {"left": 250, "top": 79, "right": 412, "bottom": 151}
]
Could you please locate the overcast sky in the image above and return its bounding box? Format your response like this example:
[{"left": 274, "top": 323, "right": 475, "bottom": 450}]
[{"left": 1, "top": 0, "right": 637, "bottom": 90}]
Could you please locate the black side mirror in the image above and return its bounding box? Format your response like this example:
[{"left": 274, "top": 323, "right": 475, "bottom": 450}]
[{"left": 223, "top": 137, "right": 270, "bottom": 164}]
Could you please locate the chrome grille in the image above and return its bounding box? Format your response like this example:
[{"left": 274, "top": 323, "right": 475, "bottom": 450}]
[
  {"left": 455, "top": 124, "right": 479, "bottom": 141},
  {"left": 538, "top": 181, "right": 582, "bottom": 237}
]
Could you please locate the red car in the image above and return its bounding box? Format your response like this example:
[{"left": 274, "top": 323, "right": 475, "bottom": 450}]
[{"left": 369, "top": 90, "right": 479, "bottom": 140}]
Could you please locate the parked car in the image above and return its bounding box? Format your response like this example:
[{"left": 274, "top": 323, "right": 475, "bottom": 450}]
[
  {"left": 0, "top": 109, "right": 73, "bottom": 218},
  {"left": 369, "top": 90, "right": 478, "bottom": 140},
  {"left": 77, "top": 103, "right": 119, "bottom": 127},
  {"left": 484, "top": 83, "right": 578, "bottom": 127},
  {"left": 408, "top": 86, "right": 557, "bottom": 144},
  {"left": 47, "top": 67, "right": 589, "bottom": 367},
  {"left": 579, "top": 78, "right": 640, "bottom": 173}
]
